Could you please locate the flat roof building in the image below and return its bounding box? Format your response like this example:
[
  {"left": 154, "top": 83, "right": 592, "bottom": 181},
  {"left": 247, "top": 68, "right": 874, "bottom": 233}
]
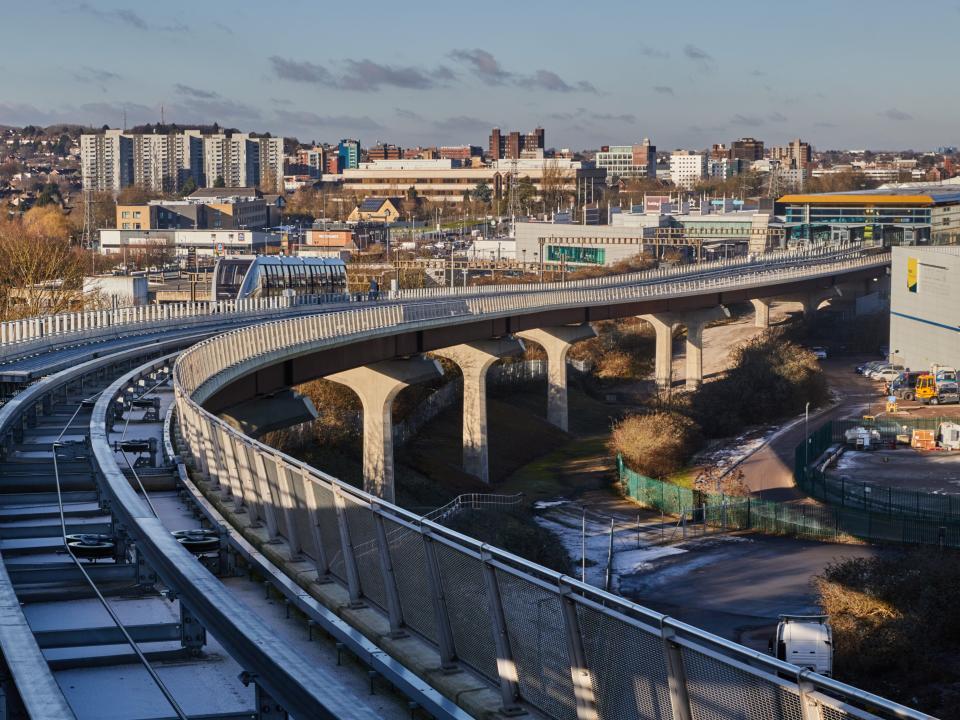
[
  {"left": 596, "top": 140, "right": 656, "bottom": 180},
  {"left": 889, "top": 246, "right": 960, "bottom": 371},
  {"left": 340, "top": 158, "right": 604, "bottom": 204},
  {"left": 778, "top": 187, "right": 960, "bottom": 247},
  {"left": 98, "top": 228, "right": 281, "bottom": 257}
]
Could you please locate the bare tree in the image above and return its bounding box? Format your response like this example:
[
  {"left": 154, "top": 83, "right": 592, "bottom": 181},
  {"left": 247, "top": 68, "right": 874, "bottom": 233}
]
[{"left": 0, "top": 216, "right": 89, "bottom": 320}]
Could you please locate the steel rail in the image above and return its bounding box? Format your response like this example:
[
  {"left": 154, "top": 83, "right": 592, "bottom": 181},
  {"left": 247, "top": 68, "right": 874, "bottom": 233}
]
[
  {"left": 51, "top": 433, "right": 189, "bottom": 720},
  {"left": 90, "top": 357, "right": 346, "bottom": 720},
  {"left": 0, "top": 332, "right": 218, "bottom": 718}
]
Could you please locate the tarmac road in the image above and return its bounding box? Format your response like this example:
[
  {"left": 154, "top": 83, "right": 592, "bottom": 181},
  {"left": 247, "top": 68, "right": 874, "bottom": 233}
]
[
  {"left": 736, "top": 357, "right": 882, "bottom": 501},
  {"left": 619, "top": 533, "right": 884, "bottom": 651}
]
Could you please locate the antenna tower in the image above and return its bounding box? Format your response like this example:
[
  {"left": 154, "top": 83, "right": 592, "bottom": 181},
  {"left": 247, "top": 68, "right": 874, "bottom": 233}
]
[
  {"left": 81, "top": 188, "right": 95, "bottom": 251},
  {"left": 507, "top": 156, "right": 519, "bottom": 219}
]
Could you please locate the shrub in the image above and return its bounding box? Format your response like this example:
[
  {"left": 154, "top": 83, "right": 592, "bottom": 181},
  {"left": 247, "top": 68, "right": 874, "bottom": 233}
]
[
  {"left": 691, "top": 328, "right": 828, "bottom": 437},
  {"left": 609, "top": 411, "right": 702, "bottom": 478},
  {"left": 816, "top": 552, "right": 960, "bottom": 716}
]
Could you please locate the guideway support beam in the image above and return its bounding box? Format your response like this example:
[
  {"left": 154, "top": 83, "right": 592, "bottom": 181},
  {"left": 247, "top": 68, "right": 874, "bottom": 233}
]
[
  {"left": 641, "top": 306, "right": 730, "bottom": 391},
  {"left": 433, "top": 338, "right": 523, "bottom": 483},
  {"left": 327, "top": 357, "right": 442, "bottom": 503},
  {"left": 516, "top": 325, "right": 596, "bottom": 432}
]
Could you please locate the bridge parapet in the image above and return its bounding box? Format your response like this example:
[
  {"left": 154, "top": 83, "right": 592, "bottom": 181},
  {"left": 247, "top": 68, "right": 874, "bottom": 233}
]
[{"left": 165, "top": 247, "right": 930, "bottom": 720}]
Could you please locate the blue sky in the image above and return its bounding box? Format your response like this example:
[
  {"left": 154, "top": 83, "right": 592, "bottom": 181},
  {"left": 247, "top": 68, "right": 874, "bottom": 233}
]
[{"left": 1, "top": 0, "right": 957, "bottom": 150}]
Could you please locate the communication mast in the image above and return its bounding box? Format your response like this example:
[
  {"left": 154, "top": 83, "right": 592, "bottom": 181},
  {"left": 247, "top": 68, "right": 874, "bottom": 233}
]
[
  {"left": 507, "top": 156, "right": 519, "bottom": 221},
  {"left": 81, "top": 188, "right": 95, "bottom": 250}
]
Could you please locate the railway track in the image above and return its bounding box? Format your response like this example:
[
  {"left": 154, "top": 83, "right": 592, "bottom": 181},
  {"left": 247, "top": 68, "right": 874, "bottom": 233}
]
[{"left": 0, "top": 338, "right": 468, "bottom": 719}]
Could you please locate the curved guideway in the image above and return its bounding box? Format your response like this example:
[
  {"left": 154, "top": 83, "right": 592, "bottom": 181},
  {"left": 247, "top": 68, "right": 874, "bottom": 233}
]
[{"left": 170, "top": 249, "right": 931, "bottom": 720}]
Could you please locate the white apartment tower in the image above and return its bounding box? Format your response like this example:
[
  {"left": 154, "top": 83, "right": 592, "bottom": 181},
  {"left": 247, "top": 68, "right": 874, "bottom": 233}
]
[
  {"left": 132, "top": 130, "right": 203, "bottom": 192},
  {"left": 670, "top": 150, "right": 708, "bottom": 190},
  {"left": 80, "top": 129, "right": 133, "bottom": 192},
  {"left": 203, "top": 133, "right": 283, "bottom": 191},
  {"left": 82, "top": 129, "right": 283, "bottom": 193}
]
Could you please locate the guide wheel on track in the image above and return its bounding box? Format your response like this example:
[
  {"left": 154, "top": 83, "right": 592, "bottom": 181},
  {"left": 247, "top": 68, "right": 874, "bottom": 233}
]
[
  {"left": 66, "top": 533, "right": 116, "bottom": 560},
  {"left": 172, "top": 529, "right": 220, "bottom": 554}
]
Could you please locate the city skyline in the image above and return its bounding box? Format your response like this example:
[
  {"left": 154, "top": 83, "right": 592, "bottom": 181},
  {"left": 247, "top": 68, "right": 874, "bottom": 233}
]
[{"left": 1, "top": 0, "right": 958, "bottom": 150}]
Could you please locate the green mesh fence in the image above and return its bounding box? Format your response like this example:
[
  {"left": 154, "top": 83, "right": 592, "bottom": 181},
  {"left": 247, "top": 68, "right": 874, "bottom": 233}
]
[
  {"left": 796, "top": 417, "right": 960, "bottom": 522},
  {"left": 619, "top": 449, "right": 960, "bottom": 549}
]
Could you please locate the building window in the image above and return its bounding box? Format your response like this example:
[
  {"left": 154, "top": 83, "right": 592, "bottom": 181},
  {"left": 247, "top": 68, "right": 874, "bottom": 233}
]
[
  {"left": 121, "top": 211, "right": 130, "bottom": 218},
  {"left": 133, "top": 211, "right": 141, "bottom": 218},
  {"left": 122, "top": 223, "right": 130, "bottom": 229}
]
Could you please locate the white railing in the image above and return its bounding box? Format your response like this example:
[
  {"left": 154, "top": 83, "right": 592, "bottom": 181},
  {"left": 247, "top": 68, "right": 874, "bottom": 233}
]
[
  {"left": 0, "top": 293, "right": 367, "bottom": 364},
  {"left": 0, "top": 242, "right": 876, "bottom": 363},
  {"left": 169, "top": 247, "right": 926, "bottom": 720},
  {"left": 176, "top": 251, "right": 890, "bottom": 403}
]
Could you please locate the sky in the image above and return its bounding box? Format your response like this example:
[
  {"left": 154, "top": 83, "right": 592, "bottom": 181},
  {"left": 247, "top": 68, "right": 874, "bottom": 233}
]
[{"left": 1, "top": 0, "right": 957, "bottom": 151}]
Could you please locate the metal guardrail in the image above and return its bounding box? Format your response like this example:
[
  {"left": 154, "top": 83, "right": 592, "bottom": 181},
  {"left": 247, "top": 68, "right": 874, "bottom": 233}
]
[
  {"left": 176, "top": 251, "right": 890, "bottom": 403},
  {"left": 170, "top": 248, "right": 929, "bottom": 720},
  {"left": 0, "top": 241, "right": 872, "bottom": 361},
  {"left": 0, "top": 293, "right": 376, "bottom": 363},
  {"left": 392, "top": 241, "right": 868, "bottom": 299}
]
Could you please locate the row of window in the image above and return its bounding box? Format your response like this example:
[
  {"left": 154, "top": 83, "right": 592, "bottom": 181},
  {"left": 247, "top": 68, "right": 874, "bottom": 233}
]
[{"left": 254, "top": 263, "right": 347, "bottom": 295}]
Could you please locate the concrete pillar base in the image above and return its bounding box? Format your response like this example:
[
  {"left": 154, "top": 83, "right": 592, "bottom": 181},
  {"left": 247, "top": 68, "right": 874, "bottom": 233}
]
[
  {"left": 327, "top": 357, "right": 443, "bottom": 503},
  {"left": 750, "top": 298, "right": 772, "bottom": 328},
  {"left": 641, "top": 306, "right": 730, "bottom": 391},
  {"left": 434, "top": 338, "right": 523, "bottom": 483},
  {"left": 638, "top": 314, "right": 676, "bottom": 391},
  {"left": 683, "top": 306, "right": 730, "bottom": 390},
  {"left": 516, "top": 325, "right": 596, "bottom": 432}
]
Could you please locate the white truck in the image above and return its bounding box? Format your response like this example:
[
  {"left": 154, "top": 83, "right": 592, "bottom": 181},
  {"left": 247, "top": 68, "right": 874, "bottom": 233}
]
[{"left": 771, "top": 615, "right": 833, "bottom": 676}]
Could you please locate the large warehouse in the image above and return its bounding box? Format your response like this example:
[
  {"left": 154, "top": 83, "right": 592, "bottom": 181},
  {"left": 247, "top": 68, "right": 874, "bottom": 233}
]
[{"left": 889, "top": 246, "right": 960, "bottom": 371}]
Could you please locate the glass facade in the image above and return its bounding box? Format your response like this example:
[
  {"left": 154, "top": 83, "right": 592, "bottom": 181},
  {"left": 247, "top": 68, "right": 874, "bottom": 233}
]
[
  {"left": 546, "top": 245, "right": 606, "bottom": 264},
  {"left": 782, "top": 202, "right": 933, "bottom": 246}
]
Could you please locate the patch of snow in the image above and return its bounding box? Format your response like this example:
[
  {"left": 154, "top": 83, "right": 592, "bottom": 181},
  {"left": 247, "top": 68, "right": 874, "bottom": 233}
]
[
  {"left": 612, "top": 546, "right": 686, "bottom": 575},
  {"left": 533, "top": 500, "right": 567, "bottom": 510}
]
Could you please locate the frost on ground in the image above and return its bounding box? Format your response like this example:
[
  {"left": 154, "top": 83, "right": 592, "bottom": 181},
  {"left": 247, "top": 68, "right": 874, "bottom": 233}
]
[
  {"left": 694, "top": 426, "right": 779, "bottom": 471},
  {"left": 533, "top": 500, "right": 689, "bottom": 589}
]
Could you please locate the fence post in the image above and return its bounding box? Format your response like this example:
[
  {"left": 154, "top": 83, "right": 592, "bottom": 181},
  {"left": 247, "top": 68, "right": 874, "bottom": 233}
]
[
  {"left": 660, "top": 621, "right": 693, "bottom": 720},
  {"left": 481, "top": 552, "right": 523, "bottom": 715},
  {"left": 299, "top": 468, "right": 331, "bottom": 581},
  {"left": 420, "top": 530, "right": 458, "bottom": 672},
  {"left": 372, "top": 507, "right": 405, "bottom": 637},
  {"left": 331, "top": 486, "right": 363, "bottom": 607},
  {"left": 558, "top": 584, "right": 599, "bottom": 720}
]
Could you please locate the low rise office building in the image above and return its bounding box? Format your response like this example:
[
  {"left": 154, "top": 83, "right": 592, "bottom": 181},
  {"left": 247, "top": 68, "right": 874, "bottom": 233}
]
[
  {"left": 778, "top": 187, "right": 960, "bottom": 246},
  {"left": 116, "top": 188, "right": 270, "bottom": 230},
  {"left": 98, "top": 228, "right": 281, "bottom": 257},
  {"left": 889, "top": 246, "right": 960, "bottom": 371}
]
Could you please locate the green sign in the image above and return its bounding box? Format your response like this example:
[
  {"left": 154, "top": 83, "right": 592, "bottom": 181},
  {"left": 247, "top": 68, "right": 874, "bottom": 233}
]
[{"left": 546, "top": 245, "right": 606, "bottom": 265}]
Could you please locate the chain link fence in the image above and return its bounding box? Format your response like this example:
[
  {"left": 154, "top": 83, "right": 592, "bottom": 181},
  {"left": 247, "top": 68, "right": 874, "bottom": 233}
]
[{"left": 619, "top": 454, "right": 960, "bottom": 548}]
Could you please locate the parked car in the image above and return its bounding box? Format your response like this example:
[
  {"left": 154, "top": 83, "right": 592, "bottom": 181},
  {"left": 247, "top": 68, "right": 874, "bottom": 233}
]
[
  {"left": 866, "top": 363, "right": 896, "bottom": 379},
  {"left": 810, "top": 346, "right": 828, "bottom": 360},
  {"left": 874, "top": 366, "right": 904, "bottom": 382},
  {"left": 856, "top": 360, "right": 883, "bottom": 375},
  {"left": 770, "top": 615, "right": 833, "bottom": 676}
]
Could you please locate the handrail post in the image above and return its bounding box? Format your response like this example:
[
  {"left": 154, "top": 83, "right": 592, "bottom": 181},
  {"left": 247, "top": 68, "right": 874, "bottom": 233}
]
[
  {"left": 661, "top": 621, "right": 693, "bottom": 720},
  {"left": 331, "top": 485, "right": 363, "bottom": 607},
  {"left": 481, "top": 550, "right": 524, "bottom": 715},
  {"left": 558, "top": 583, "right": 598, "bottom": 720},
  {"left": 420, "top": 529, "right": 458, "bottom": 672},
  {"left": 372, "top": 506, "right": 405, "bottom": 637},
  {"left": 299, "top": 468, "right": 331, "bottom": 580}
]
